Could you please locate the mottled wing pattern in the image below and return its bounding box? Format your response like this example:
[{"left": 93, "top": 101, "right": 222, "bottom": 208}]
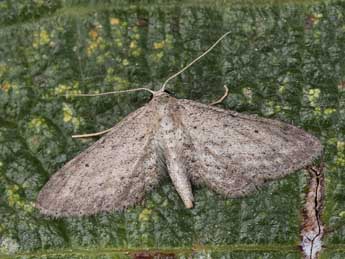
[
  {"left": 177, "top": 99, "right": 323, "bottom": 198},
  {"left": 36, "top": 103, "right": 160, "bottom": 217}
]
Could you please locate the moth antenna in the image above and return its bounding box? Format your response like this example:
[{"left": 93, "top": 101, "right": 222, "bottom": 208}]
[
  {"left": 72, "top": 128, "right": 112, "bottom": 138},
  {"left": 160, "top": 31, "right": 231, "bottom": 92},
  {"left": 209, "top": 85, "right": 229, "bottom": 106},
  {"left": 62, "top": 87, "right": 155, "bottom": 97}
]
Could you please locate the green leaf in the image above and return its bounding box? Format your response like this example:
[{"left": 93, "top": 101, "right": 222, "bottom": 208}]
[{"left": 0, "top": 0, "right": 345, "bottom": 258}]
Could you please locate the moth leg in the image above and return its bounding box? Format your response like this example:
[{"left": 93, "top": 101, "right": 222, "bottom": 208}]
[
  {"left": 209, "top": 85, "right": 229, "bottom": 106},
  {"left": 72, "top": 128, "right": 112, "bottom": 138}
]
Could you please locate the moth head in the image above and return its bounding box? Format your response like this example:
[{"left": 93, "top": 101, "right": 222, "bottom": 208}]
[{"left": 152, "top": 91, "right": 172, "bottom": 104}]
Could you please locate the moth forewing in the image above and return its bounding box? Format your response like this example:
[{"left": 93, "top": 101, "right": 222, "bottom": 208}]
[
  {"left": 36, "top": 103, "right": 162, "bottom": 217},
  {"left": 176, "top": 98, "right": 323, "bottom": 197}
]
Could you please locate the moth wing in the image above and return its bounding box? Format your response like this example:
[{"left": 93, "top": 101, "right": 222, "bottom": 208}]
[
  {"left": 36, "top": 103, "right": 160, "bottom": 217},
  {"left": 178, "top": 99, "right": 323, "bottom": 197}
]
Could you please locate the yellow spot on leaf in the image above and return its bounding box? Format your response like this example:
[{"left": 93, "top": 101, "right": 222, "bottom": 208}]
[
  {"left": 337, "top": 141, "right": 345, "bottom": 152},
  {"left": 336, "top": 141, "right": 345, "bottom": 166},
  {"left": 6, "top": 184, "right": 34, "bottom": 212},
  {"left": 110, "top": 18, "right": 120, "bottom": 25},
  {"left": 40, "top": 30, "right": 50, "bottom": 44},
  {"left": 55, "top": 83, "right": 81, "bottom": 96},
  {"left": 33, "top": 30, "right": 50, "bottom": 48},
  {"left": 130, "top": 40, "right": 137, "bottom": 49},
  {"left": 86, "top": 27, "right": 104, "bottom": 56},
  {"left": 153, "top": 41, "right": 165, "bottom": 49},
  {"left": 89, "top": 29, "right": 98, "bottom": 40},
  {"left": 6, "top": 185, "right": 20, "bottom": 208},
  {"left": 139, "top": 208, "right": 152, "bottom": 222},
  {"left": 313, "top": 107, "right": 322, "bottom": 116},
  {"left": 28, "top": 117, "right": 45, "bottom": 129},
  {"left": 55, "top": 84, "right": 69, "bottom": 94},
  {"left": 1, "top": 82, "right": 10, "bottom": 92},
  {"left": 62, "top": 103, "right": 74, "bottom": 123},
  {"left": 308, "top": 88, "right": 321, "bottom": 107},
  {"left": 155, "top": 52, "right": 164, "bottom": 61},
  {"left": 324, "top": 108, "right": 336, "bottom": 116},
  {"left": 62, "top": 103, "right": 83, "bottom": 129},
  {"left": 312, "top": 12, "right": 323, "bottom": 25}
]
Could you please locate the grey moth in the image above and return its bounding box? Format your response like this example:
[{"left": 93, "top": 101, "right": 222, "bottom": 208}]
[{"left": 36, "top": 90, "right": 322, "bottom": 217}]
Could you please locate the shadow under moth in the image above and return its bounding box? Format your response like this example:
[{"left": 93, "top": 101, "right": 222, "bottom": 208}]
[{"left": 36, "top": 32, "right": 323, "bottom": 217}]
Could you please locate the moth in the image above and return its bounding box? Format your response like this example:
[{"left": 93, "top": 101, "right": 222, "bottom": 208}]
[
  {"left": 36, "top": 89, "right": 323, "bottom": 217},
  {"left": 36, "top": 31, "right": 323, "bottom": 217}
]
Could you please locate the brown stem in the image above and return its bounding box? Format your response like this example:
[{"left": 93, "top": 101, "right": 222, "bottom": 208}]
[{"left": 301, "top": 156, "right": 325, "bottom": 259}]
